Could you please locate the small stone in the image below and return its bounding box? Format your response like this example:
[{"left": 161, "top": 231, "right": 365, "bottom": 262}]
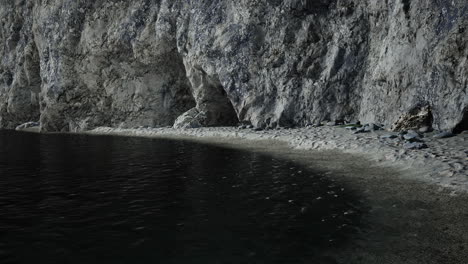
[
  {"left": 451, "top": 163, "right": 464, "bottom": 172},
  {"left": 326, "top": 121, "right": 337, "bottom": 126},
  {"left": 433, "top": 131, "right": 455, "bottom": 139},
  {"left": 403, "top": 132, "right": 423, "bottom": 142},
  {"left": 418, "top": 126, "right": 432, "bottom": 133},
  {"left": 363, "top": 125, "right": 372, "bottom": 132}
]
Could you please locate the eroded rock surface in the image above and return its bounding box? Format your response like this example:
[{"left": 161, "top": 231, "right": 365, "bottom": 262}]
[{"left": 0, "top": 0, "right": 467, "bottom": 132}]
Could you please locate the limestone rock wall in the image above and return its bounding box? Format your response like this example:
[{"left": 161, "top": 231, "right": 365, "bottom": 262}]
[
  {"left": 0, "top": 0, "right": 41, "bottom": 128},
  {"left": 0, "top": 0, "right": 467, "bottom": 132},
  {"left": 1, "top": 0, "right": 195, "bottom": 132}
]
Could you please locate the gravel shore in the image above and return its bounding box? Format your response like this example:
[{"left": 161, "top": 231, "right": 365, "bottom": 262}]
[
  {"left": 89, "top": 126, "right": 468, "bottom": 193},
  {"left": 87, "top": 126, "right": 468, "bottom": 263}
]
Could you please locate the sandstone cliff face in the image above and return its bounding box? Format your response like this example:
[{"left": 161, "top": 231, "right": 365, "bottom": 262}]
[{"left": 0, "top": 0, "right": 467, "bottom": 132}]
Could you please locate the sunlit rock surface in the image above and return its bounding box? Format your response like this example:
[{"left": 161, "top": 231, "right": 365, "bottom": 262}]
[{"left": 0, "top": 0, "right": 466, "bottom": 131}]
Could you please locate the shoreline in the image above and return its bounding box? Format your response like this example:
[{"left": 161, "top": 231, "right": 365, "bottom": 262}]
[
  {"left": 7, "top": 125, "right": 468, "bottom": 263},
  {"left": 82, "top": 126, "right": 468, "bottom": 193}
]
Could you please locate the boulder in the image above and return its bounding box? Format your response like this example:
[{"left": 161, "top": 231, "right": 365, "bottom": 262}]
[
  {"left": 15, "top": 122, "right": 40, "bottom": 131},
  {"left": 433, "top": 131, "right": 455, "bottom": 139},
  {"left": 173, "top": 108, "right": 206, "bottom": 129}
]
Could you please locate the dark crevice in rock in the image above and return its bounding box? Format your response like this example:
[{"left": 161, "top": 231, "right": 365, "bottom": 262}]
[
  {"left": 453, "top": 108, "right": 468, "bottom": 134},
  {"left": 3, "top": 71, "right": 13, "bottom": 86},
  {"left": 200, "top": 76, "right": 239, "bottom": 127},
  {"left": 402, "top": 0, "right": 411, "bottom": 17},
  {"left": 288, "top": 0, "right": 336, "bottom": 15}
]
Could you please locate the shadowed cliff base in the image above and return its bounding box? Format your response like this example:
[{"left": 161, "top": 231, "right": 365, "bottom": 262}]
[{"left": 453, "top": 108, "right": 468, "bottom": 134}]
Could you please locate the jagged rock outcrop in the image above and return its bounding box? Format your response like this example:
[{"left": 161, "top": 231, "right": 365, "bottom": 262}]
[
  {"left": 0, "top": 0, "right": 467, "bottom": 132},
  {"left": 391, "top": 104, "right": 433, "bottom": 132}
]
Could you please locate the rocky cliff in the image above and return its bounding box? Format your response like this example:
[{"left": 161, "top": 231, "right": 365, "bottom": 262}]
[{"left": 0, "top": 0, "right": 467, "bottom": 132}]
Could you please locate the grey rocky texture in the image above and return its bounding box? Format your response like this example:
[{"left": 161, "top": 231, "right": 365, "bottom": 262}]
[
  {"left": 403, "top": 142, "right": 428, "bottom": 150},
  {"left": 0, "top": 0, "right": 467, "bottom": 132},
  {"left": 0, "top": 1, "right": 41, "bottom": 129},
  {"left": 1, "top": 1, "right": 196, "bottom": 131}
]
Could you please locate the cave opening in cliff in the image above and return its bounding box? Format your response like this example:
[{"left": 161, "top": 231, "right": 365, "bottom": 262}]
[
  {"left": 453, "top": 108, "right": 468, "bottom": 134},
  {"left": 183, "top": 66, "right": 239, "bottom": 128},
  {"left": 208, "top": 81, "right": 239, "bottom": 127}
]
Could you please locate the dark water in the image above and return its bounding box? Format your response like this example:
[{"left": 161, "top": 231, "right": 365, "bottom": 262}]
[{"left": 0, "top": 130, "right": 362, "bottom": 264}]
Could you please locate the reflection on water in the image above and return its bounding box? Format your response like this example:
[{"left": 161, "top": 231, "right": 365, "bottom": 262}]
[{"left": 0, "top": 130, "right": 363, "bottom": 263}]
